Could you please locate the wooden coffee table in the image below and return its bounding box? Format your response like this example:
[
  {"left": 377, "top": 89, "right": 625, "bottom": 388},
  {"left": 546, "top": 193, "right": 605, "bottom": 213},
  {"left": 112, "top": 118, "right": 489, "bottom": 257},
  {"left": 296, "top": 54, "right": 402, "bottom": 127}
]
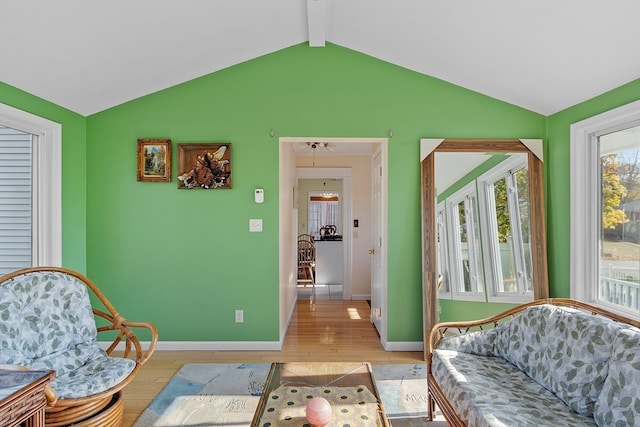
[
  {"left": 251, "top": 362, "right": 390, "bottom": 426},
  {"left": 0, "top": 369, "right": 55, "bottom": 427}
]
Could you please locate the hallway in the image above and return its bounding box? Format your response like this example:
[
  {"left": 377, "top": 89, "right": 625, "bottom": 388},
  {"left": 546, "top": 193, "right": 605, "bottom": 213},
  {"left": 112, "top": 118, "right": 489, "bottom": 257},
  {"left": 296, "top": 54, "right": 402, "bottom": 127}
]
[{"left": 296, "top": 283, "right": 343, "bottom": 300}]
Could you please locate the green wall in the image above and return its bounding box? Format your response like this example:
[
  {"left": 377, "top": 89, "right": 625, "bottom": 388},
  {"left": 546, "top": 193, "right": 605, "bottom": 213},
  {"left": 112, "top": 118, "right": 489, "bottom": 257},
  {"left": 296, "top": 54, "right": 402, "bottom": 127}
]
[
  {"left": 546, "top": 79, "right": 640, "bottom": 298},
  {"left": 85, "top": 43, "right": 546, "bottom": 342},
  {"left": 10, "top": 45, "right": 632, "bottom": 343},
  {"left": 0, "top": 82, "right": 87, "bottom": 272}
]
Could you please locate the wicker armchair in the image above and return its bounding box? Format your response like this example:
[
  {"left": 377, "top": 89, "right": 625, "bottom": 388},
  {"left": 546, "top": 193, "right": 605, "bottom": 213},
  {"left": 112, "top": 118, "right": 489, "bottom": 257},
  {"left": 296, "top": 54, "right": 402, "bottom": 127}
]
[{"left": 0, "top": 267, "right": 158, "bottom": 427}]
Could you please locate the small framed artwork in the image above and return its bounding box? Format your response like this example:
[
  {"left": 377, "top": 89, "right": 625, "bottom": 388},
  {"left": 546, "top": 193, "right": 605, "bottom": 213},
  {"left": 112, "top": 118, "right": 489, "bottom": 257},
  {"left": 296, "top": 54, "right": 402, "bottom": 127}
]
[
  {"left": 137, "top": 139, "right": 172, "bottom": 182},
  {"left": 177, "top": 143, "right": 232, "bottom": 189}
]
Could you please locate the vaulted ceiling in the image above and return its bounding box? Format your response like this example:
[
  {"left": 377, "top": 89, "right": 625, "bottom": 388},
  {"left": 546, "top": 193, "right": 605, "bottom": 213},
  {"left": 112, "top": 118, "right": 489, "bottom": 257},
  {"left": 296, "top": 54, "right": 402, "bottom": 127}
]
[{"left": 1, "top": 0, "right": 638, "bottom": 117}]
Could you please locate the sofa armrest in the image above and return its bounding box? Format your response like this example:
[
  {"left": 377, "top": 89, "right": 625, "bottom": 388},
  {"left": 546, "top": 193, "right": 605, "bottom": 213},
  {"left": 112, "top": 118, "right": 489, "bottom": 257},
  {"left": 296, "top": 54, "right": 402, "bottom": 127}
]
[{"left": 427, "top": 307, "right": 519, "bottom": 366}]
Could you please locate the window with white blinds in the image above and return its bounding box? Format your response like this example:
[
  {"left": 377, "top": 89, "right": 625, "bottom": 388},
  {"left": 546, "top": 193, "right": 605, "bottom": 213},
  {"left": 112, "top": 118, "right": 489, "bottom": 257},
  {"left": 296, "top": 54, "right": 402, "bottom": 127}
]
[{"left": 0, "top": 126, "right": 32, "bottom": 276}]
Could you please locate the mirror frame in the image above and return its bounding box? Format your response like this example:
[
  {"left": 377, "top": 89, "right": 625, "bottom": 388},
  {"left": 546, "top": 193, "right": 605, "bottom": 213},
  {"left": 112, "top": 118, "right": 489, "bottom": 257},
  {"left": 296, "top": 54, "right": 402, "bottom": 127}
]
[{"left": 420, "top": 139, "right": 548, "bottom": 358}]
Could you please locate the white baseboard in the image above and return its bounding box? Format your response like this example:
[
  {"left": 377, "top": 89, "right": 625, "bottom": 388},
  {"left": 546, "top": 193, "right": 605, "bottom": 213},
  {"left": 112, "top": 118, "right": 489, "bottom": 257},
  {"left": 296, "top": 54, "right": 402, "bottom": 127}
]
[
  {"left": 280, "top": 294, "right": 298, "bottom": 343},
  {"left": 100, "top": 340, "right": 282, "bottom": 352},
  {"left": 351, "top": 294, "right": 371, "bottom": 300},
  {"left": 99, "top": 292, "right": 421, "bottom": 353},
  {"left": 156, "top": 341, "right": 283, "bottom": 351},
  {"left": 382, "top": 340, "right": 424, "bottom": 352},
  {"left": 100, "top": 339, "right": 422, "bottom": 352}
]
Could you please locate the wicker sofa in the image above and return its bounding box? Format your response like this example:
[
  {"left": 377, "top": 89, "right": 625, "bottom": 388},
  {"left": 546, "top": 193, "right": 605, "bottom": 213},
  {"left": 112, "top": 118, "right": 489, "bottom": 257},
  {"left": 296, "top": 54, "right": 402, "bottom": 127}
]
[
  {"left": 0, "top": 267, "right": 158, "bottom": 426},
  {"left": 427, "top": 299, "right": 640, "bottom": 427}
]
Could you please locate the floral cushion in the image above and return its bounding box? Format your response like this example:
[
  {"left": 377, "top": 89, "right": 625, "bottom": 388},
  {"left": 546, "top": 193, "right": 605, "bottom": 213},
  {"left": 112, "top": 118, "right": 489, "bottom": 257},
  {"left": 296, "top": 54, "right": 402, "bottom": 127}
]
[
  {"left": 48, "top": 355, "right": 135, "bottom": 399},
  {"left": 431, "top": 349, "right": 597, "bottom": 427},
  {"left": 499, "top": 305, "right": 623, "bottom": 417},
  {"left": 593, "top": 327, "right": 640, "bottom": 427},
  {"left": 0, "top": 271, "right": 135, "bottom": 398}
]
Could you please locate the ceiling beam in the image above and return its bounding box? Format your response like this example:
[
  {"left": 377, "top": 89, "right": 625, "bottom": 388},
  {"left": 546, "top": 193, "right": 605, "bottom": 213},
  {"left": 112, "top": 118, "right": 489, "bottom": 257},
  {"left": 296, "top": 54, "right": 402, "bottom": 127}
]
[{"left": 307, "top": 0, "right": 326, "bottom": 47}]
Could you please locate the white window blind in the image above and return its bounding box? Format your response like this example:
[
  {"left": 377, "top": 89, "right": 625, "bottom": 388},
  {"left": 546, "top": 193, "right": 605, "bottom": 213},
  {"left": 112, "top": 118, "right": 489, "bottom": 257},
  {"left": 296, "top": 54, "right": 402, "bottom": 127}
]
[{"left": 0, "top": 126, "right": 32, "bottom": 276}]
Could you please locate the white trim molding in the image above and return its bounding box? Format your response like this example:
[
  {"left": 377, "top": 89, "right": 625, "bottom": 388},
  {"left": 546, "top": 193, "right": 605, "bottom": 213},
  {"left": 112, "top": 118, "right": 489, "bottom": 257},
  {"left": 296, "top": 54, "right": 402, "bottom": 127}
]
[
  {"left": 0, "top": 103, "right": 62, "bottom": 267},
  {"left": 103, "top": 338, "right": 422, "bottom": 352},
  {"left": 383, "top": 340, "right": 424, "bottom": 352},
  {"left": 570, "top": 100, "right": 640, "bottom": 318},
  {"left": 101, "top": 340, "right": 283, "bottom": 352}
]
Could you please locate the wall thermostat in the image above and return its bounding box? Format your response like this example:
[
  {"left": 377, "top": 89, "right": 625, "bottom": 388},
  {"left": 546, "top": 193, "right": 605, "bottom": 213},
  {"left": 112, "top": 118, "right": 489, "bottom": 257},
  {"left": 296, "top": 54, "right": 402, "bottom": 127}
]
[{"left": 254, "top": 188, "right": 264, "bottom": 203}]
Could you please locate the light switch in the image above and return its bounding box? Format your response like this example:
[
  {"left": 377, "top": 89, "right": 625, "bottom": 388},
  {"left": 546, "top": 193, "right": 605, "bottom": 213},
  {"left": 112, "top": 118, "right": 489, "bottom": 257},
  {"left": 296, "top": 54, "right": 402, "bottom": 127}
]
[{"left": 249, "top": 219, "right": 263, "bottom": 232}]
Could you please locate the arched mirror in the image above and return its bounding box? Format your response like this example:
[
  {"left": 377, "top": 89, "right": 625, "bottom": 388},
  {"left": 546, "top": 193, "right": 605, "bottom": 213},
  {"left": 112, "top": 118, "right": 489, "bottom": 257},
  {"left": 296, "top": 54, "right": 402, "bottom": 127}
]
[{"left": 420, "top": 139, "right": 548, "bottom": 357}]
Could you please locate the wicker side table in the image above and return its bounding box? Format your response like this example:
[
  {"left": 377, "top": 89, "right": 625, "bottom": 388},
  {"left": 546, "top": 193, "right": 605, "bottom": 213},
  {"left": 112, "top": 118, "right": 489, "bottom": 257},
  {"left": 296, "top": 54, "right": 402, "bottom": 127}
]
[{"left": 0, "top": 370, "right": 56, "bottom": 427}]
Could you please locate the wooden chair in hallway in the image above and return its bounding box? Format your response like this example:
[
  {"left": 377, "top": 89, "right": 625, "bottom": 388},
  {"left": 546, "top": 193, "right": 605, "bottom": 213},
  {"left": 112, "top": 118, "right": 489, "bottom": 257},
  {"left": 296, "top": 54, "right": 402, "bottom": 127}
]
[
  {"left": 297, "top": 238, "right": 316, "bottom": 284},
  {"left": 297, "top": 234, "right": 314, "bottom": 244}
]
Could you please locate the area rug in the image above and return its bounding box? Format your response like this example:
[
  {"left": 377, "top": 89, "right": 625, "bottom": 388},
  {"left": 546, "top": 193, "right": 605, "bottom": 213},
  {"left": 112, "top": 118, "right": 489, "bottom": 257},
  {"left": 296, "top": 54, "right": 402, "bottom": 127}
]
[{"left": 133, "top": 363, "right": 448, "bottom": 426}]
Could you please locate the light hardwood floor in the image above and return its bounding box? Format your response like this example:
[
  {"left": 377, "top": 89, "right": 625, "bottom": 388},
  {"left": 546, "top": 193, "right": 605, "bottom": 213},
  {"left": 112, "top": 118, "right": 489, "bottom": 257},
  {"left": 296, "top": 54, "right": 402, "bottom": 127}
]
[{"left": 122, "top": 299, "right": 425, "bottom": 426}]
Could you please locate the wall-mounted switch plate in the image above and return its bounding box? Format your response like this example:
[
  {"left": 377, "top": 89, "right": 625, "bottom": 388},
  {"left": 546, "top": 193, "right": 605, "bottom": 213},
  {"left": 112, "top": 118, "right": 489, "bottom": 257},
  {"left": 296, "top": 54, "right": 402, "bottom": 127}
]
[
  {"left": 235, "top": 309, "right": 244, "bottom": 323},
  {"left": 249, "top": 219, "right": 262, "bottom": 232}
]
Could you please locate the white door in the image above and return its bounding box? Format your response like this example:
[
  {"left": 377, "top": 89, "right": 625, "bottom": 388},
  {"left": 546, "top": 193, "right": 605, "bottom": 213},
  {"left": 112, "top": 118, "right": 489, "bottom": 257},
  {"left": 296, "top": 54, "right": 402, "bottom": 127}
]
[{"left": 370, "top": 150, "right": 384, "bottom": 334}]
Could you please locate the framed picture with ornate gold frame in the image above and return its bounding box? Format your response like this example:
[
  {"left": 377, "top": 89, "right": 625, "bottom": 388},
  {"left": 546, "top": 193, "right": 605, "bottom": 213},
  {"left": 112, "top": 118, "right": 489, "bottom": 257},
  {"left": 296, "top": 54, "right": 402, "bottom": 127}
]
[
  {"left": 137, "top": 139, "right": 171, "bottom": 182},
  {"left": 177, "top": 143, "right": 232, "bottom": 189}
]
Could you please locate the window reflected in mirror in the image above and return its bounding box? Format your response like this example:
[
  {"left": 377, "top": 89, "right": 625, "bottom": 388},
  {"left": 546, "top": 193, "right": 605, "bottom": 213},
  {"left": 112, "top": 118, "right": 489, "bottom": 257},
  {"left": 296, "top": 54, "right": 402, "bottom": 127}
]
[
  {"left": 436, "top": 152, "right": 532, "bottom": 303},
  {"left": 436, "top": 204, "right": 450, "bottom": 296},
  {"left": 484, "top": 157, "right": 533, "bottom": 295}
]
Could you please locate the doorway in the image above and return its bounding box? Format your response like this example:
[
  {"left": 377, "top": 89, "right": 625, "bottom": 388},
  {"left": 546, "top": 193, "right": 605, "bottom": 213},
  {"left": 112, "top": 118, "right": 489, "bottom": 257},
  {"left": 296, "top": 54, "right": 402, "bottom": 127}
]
[
  {"left": 278, "top": 137, "right": 389, "bottom": 346},
  {"left": 297, "top": 169, "right": 352, "bottom": 299}
]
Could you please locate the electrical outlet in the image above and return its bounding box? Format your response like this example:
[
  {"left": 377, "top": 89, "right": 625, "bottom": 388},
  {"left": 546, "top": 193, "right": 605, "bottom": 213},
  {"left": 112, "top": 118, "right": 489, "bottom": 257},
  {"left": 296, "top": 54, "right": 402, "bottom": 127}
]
[{"left": 235, "top": 309, "right": 244, "bottom": 323}]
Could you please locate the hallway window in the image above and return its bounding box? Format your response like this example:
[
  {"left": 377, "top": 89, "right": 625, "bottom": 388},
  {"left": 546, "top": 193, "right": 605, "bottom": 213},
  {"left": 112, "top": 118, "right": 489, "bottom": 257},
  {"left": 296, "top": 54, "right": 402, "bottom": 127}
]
[{"left": 308, "top": 193, "right": 340, "bottom": 238}]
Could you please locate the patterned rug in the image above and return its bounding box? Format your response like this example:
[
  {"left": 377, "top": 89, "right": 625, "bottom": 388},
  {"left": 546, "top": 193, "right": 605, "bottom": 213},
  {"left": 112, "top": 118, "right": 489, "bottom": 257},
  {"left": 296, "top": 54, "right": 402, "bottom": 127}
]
[{"left": 133, "top": 363, "right": 448, "bottom": 426}]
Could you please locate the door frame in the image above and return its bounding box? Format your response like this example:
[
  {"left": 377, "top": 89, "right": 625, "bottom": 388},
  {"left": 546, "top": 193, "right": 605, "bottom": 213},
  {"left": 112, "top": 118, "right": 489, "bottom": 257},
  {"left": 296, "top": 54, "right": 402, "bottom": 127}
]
[
  {"left": 279, "top": 136, "right": 389, "bottom": 345},
  {"left": 0, "top": 103, "right": 62, "bottom": 267}
]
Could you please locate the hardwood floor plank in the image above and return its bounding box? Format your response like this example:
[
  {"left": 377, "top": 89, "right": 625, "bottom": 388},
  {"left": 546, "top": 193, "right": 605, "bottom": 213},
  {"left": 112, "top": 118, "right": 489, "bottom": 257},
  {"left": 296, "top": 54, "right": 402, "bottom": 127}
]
[{"left": 121, "top": 299, "right": 425, "bottom": 426}]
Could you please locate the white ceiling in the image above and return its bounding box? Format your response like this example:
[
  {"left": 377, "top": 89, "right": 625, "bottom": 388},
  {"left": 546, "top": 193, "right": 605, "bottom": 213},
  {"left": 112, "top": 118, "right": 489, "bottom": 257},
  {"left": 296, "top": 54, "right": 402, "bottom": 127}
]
[{"left": 1, "top": 0, "right": 638, "bottom": 117}]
